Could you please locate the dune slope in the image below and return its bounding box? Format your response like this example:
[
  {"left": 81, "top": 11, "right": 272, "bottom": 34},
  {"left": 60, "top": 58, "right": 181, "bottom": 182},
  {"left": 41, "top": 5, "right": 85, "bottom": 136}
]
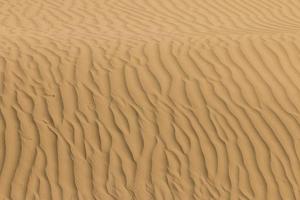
[{"left": 1, "top": 0, "right": 300, "bottom": 199}]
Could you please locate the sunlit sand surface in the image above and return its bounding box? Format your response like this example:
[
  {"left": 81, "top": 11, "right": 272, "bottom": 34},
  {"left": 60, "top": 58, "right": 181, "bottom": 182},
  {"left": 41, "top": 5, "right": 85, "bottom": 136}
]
[{"left": 1, "top": 0, "right": 300, "bottom": 199}]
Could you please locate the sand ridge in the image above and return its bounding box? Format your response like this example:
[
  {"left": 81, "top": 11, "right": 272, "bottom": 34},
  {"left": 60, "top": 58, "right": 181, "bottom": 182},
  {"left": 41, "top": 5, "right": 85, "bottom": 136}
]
[{"left": 0, "top": 0, "right": 300, "bottom": 199}]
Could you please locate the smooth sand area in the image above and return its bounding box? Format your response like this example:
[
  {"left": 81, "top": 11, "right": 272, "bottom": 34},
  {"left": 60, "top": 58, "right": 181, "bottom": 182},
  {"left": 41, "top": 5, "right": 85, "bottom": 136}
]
[{"left": 1, "top": 0, "right": 300, "bottom": 199}]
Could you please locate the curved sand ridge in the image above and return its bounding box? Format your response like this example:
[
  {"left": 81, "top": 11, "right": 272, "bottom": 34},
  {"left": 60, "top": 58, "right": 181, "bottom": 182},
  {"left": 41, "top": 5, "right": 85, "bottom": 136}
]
[{"left": 1, "top": 0, "right": 300, "bottom": 199}]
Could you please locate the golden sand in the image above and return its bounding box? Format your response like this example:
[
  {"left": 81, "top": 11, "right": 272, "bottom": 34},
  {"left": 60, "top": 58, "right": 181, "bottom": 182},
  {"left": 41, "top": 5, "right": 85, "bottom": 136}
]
[{"left": 0, "top": 0, "right": 300, "bottom": 199}]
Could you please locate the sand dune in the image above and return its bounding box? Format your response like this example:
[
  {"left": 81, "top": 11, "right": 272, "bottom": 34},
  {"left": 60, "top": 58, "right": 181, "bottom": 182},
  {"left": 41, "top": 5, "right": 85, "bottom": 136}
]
[{"left": 0, "top": 0, "right": 300, "bottom": 199}]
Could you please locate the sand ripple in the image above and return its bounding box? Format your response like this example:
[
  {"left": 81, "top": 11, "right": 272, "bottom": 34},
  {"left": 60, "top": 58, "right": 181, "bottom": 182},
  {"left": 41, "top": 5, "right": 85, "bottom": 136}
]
[{"left": 0, "top": 0, "right": 300, "bottom": 199}]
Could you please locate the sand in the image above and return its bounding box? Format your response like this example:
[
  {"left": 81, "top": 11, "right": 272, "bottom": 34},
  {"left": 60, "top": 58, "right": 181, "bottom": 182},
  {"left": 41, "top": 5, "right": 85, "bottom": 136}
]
[{"left": 0, "top": 0, "right": 300, "bottom": 199}]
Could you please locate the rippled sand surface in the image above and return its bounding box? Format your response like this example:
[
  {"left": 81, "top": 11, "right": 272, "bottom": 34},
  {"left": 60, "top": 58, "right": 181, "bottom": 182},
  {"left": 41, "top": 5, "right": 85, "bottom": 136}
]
[{"left": 1, "top": 0, "right": 300, "bottom": 199}]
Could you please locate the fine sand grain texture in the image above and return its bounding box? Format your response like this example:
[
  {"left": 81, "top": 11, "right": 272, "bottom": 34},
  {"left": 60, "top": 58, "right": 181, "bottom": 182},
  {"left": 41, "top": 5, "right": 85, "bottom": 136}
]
[{"left": 1, "top": 0, "right": 300, "bottom": 199}]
